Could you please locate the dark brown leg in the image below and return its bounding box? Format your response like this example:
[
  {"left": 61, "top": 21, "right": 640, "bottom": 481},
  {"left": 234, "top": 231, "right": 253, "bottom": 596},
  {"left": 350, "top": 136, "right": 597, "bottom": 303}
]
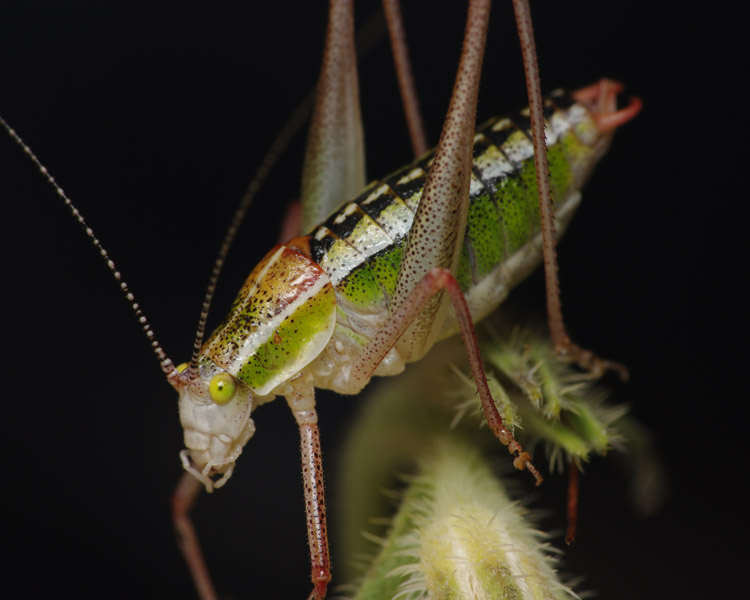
[
  {"left": 565, "top": 459, "right": 580, "bottom": 544},
  {"left": 382, "top": 0, "right": 428, "bottom": 157},
  {"left": 511, "top": 0, "right": 628, "bottom": 381},
  {"left": 353, "top": 267, "right": 542, "bottom": 485},
  {"left": 171, "top": 472, "right": 218, "bottom": 600}
]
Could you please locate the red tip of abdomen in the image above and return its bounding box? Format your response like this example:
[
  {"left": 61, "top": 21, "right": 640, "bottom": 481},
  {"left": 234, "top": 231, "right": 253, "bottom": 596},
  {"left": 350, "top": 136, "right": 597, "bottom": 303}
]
[{"left": 573, "top": 78, "right": 642, "bottom": 133}]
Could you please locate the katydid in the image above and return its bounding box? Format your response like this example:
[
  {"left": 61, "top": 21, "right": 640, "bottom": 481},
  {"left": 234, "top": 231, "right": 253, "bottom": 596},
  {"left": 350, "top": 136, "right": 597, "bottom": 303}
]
[
  {"left": 172, "top": 1, "right": 637, "bottom": 594},
  {"left": 1, "top": 1, "right": 640, "bottom": 598}
]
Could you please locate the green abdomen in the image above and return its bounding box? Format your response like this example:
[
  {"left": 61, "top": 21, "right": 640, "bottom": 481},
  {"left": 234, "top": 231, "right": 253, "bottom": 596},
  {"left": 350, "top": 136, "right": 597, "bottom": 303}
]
[{"left": 308, "top": 89, "right": 601, "bottom": 320}]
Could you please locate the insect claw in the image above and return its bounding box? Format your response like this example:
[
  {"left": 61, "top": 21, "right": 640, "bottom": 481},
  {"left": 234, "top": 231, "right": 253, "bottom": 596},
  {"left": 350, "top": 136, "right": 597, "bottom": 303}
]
[
  {"left": 508, "top": 443, "right": 543, "bottom": 485},
  {"left": 524, "top": 457, "right": 544, "bottom": 486},
  {"left": 596, "top": 358, "right": 630, "bottom": 382},
  {"left": 556, "top": 339, "right": 630, "bottom": 382},
  {"left": 531, "top": 467, "right": 544, "bottom": 487},
  {"left": 307, "top": 576, "right": 330, "bottom": 600}
]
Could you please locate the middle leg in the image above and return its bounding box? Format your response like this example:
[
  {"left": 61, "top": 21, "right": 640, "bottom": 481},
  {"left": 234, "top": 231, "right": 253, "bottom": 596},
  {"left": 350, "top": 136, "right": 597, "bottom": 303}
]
[{"left": 352, "top": 267, "right": 543, "bottom": 485}]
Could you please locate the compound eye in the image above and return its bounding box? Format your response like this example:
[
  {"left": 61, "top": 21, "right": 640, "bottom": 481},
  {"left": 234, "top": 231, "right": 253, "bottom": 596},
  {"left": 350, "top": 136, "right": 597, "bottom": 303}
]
[{"left": 209, "top": 372, "right": 236, "bottom": 405}]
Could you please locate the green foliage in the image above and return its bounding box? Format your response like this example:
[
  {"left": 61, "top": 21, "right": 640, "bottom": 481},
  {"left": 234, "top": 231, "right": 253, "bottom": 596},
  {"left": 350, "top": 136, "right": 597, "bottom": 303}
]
[
  {"left": 335, "top": 319, "right": 661, "bottom": 599},
  {"left": 348, "top": 440, "right": 573, "bottom": 600}
]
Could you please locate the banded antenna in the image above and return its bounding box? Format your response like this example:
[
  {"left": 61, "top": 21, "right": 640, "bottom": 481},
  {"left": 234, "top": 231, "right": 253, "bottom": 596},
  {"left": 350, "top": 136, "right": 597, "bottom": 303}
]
[
  {"left": 0, "top": 100, "right": 311, "bottom": 384},
  {"left": 174, "top": 6, "right": 388, "bottom": 378},
  {"left": 0, "top": 115, "right": 178, "bottom": 380},
  {"left": 2, "top": 8, "right": 394, "bottom": 385}
]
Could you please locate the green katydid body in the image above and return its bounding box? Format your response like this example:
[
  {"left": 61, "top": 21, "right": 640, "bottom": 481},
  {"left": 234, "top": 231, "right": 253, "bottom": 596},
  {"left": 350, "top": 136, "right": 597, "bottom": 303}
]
[
  {"left": 0, "top": 1, "right": 639, "bottom": 594},
  {"left": 175, "top": 88, "right": 616, "bottom": 491}
]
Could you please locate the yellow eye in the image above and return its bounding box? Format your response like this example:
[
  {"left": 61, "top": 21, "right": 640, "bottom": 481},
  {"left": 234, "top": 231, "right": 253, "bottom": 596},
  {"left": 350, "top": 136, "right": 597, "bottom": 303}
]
[
  {"left": 209, "top": 372, "right": 236, "bottom": 405},
  {"left": 176, "top": 362, "right": 189, "bottom": 373}
]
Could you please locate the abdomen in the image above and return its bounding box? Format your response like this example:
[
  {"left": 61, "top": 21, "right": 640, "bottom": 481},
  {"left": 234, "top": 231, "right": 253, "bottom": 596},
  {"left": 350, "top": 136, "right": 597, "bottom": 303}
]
[{"left": 308, "top": 89, "right": 604, "bottom": 337}]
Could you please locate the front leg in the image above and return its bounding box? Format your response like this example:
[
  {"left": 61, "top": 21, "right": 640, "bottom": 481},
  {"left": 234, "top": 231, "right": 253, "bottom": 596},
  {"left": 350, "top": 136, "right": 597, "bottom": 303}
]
[
  {"left": 171, "top": 473, "right": 218, "bottom": 600},
  {"left": 282, "top": 370, "right": 331, "bottom": 600}
]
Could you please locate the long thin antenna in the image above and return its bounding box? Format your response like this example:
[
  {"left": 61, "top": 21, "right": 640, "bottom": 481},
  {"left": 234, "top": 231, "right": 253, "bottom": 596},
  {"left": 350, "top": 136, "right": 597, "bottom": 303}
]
[
  {"left": 5, "top": 10, "right": 390, "bottom": 386},
  {"left": 0, "top": 115, "right": 178, "bottom": 380},
  {"left": 2, "top": 93, "right": 313, "bottom": 386}
]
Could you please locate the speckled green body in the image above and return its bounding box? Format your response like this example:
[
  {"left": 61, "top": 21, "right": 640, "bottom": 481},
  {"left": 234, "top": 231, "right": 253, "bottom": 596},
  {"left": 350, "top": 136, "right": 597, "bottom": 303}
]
[
  {"left": 197, "top": 90, "right": 607, "bottom": 398},
  {"left": 307, "top": 90, "right": 602, "bottom": 359},
  {"left": 175, "top": 87, "right": 616, "bottom": 501},
  {"left": 202, "top": 245, "right": 338, "bottom": 395}
]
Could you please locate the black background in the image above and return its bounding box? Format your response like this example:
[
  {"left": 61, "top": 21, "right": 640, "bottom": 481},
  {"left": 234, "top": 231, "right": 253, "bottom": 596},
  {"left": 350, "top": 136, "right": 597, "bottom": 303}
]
[{"left": 1, "top": 1, "right": 744, "bottom": 598}]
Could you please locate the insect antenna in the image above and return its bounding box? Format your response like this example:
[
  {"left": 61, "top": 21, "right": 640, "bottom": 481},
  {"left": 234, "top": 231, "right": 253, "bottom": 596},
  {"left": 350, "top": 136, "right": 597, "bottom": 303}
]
[
  {"left": 2, "top": 99, "right": 314, "bottom": 386},
  {"left": 0, "top": 115, "right": 178, "bottom": 380}
]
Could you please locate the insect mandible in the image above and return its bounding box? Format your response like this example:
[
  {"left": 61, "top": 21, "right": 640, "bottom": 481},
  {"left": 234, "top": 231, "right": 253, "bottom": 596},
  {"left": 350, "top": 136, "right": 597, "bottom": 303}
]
[{"left": 2, "top": 1, "right": 644, "bottom": 600}]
